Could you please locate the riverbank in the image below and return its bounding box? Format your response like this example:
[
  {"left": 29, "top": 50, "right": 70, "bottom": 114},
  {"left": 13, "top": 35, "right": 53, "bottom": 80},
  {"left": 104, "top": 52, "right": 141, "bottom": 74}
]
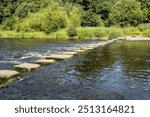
[{"left": 0, "top": 26, "right": 150, "bottom": 40}]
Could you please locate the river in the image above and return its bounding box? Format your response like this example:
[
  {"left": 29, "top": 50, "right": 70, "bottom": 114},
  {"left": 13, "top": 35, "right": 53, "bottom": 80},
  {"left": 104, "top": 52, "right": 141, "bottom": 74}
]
[{"left": 0, "top": 38, "right": 150, "bottom": 99}]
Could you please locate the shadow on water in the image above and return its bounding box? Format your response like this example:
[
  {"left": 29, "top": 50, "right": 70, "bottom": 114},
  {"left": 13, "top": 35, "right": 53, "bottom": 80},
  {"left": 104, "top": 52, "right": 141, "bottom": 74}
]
[{"left": 0, "top": 39, "right": 150, "bottom": 100}]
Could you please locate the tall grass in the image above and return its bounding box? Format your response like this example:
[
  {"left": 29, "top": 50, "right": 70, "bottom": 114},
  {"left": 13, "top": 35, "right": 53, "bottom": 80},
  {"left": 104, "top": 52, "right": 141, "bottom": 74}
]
[
  {"left": 0, "top": 24, "right": 150, "bottom": 39},
  {"left": 123, "top": 27, "right": 141, "bottom": 37},
  {"left": 76, "top": 27, "right": 110, "bottom": 39},
  {"left": 0, "top": 31, "right": 50, "bottom": 39}
]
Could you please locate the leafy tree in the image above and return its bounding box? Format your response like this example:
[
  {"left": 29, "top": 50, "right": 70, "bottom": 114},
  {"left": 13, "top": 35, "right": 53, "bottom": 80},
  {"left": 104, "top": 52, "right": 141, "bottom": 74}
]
[
  {"left": 109, "top": 0, "right": 147, "bottom": 26},
  {"left": 15, "top": 2, "right": 69, "bottom": 33},
  {"left": 0, "top": 3, "right": 4, "bottom": 23},
  {"left": 81, "top": 10, "right": 103, "bottom": 27},
  {"left": 137, "top": 0, "right": 150, "bottom": 23},
  {"left": 63, "top": 3, "right": 82, "bottom": 27}
]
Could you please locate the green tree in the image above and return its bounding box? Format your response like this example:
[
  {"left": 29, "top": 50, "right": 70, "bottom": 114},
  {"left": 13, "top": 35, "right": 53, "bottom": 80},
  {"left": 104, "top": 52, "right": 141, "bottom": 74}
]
[
  {"left": 15, "top": 2, "right": 69, "bottom": 33},
  {"left": 109, "top": 0, "right": 147, "bottom": 27},
  {"left": 81, "top": 10, "right": 103, "bottom": 27},
  {"left": 137, "top": 0, "right": 150, "bottom": 23}
]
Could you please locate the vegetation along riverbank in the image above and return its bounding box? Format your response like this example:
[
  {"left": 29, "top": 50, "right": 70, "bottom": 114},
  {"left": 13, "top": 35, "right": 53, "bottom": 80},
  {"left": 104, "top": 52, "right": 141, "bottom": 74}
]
[{"left": 0, "top": 0, "right": 150, "bottom": 39}]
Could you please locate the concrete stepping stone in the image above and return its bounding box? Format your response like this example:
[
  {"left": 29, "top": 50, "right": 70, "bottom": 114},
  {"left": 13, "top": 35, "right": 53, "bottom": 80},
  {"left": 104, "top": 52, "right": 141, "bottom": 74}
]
[
  {"left": 88, "top": 45, "right": 99, "bottom": 48},
  {"left": 0, "top": 70, "right": 19, "bottom": 79},
  {"left": 44, "top": 54, "right": 73, "bottom": 60},
  {"left": 35, "top": 59, "right": 55, "bottom": 65},
  {"left": 63, "top": 51, "right": 79, "bottom": 55},
  {"left": 73, "top": 49, "right": 85, "bottom": 52},
  {"left": 84, "top": 47, "right": 95, "bottom": 50},
  {"left": 14, "top": 63, "right": 41, "bottom": 71}
]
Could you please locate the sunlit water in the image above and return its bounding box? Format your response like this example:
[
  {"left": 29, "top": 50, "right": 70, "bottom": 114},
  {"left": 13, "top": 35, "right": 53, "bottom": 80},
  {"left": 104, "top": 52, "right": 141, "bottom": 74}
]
[{"left": 0, "top": 38, "right": 150, "bottom": 99}]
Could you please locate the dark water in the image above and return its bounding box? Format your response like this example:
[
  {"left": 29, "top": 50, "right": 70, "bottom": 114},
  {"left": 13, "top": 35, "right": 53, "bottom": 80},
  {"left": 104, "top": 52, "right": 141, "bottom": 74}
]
[{"left": 0, "top": 39, "right": 150, "bottom": 100}]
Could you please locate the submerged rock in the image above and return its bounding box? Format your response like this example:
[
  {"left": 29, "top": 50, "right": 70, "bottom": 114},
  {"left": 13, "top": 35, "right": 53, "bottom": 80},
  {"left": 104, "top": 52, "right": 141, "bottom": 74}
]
[
  {"left": 44, "top": 54, "right": 73, "bottom": 60},
  {"left": 35, "top": 59, "right": 55, "bottom": 65},
  {"left": 0, "top": 70, "right": 19, "bottom": 79},
  {"left": 14, "top": 63, "right": 41, "bottom": 71}
]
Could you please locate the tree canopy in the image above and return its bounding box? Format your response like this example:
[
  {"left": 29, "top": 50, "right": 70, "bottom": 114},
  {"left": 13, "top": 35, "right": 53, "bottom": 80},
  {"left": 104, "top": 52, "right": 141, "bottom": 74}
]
[{"left": 0, "top": 0, "right": 149, "bottom": 33}]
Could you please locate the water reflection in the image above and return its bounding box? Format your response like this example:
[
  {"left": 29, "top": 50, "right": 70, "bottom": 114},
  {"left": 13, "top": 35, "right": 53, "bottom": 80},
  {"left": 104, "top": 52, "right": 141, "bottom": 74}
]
[
  {"left": 0, "top": 40, "right": 150, "bottom": 99},
  {"left": 74, "top": 46, "right": 117, "bottom": 78},
  {"left": 118, "top": 42, "right": 150, "bottom": 79}
]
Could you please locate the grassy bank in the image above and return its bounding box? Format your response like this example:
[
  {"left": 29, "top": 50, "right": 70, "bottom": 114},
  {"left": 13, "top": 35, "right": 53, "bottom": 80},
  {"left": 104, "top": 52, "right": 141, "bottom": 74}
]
[{"left": 0, "top": 25, "right": 150, "bottom": 39}]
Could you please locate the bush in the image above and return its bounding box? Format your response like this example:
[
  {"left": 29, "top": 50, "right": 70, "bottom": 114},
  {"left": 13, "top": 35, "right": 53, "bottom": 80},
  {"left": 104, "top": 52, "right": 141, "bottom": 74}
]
[
  {"left": 15, "top": 2, "right": 69, "bottom": 33},
  {"left": 64, "top": 3, "right": 82, "bottom": 27},
  {"left": 56, "top": 30, "right": 68, "bottom": 39},
  {"left": 123, "top": 27, "right": 141, "bottom": 36},
  {"left": 67, "top": 26, "right": 77, "bottom": 37},
  {"left": 109, "top": 30, "right": 124, "bottom": 40},
  {"left": 137, "top": 23, "right": 150, "bottom": 31},
  {"left": 77, "top": 27, "right": 96, "bottom": 39},
  {"left": 2, "top": 17, "right": 17, "bottom": 30},
  {"left": 142, "top": 29, "right": 150, "bottom": 37},
  {"left": 81, "top": 10, "right": 104, "bottom": 27},
  {"left": 109, "top": 0, "right": 147, "bottom": 27},
  {"left": 95, "top": 28, "right": 110, "bottom": 38}
]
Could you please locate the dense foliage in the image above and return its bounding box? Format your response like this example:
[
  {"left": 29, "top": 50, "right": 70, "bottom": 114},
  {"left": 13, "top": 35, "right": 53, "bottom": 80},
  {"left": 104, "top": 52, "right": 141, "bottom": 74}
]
[{"left": 0, "top": 0, "right": 150, "bottom": 33}]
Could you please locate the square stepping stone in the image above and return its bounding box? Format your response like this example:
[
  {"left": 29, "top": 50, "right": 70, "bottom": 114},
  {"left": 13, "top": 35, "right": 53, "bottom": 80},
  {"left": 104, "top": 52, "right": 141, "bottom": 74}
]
[
  {"left": 0, "top": 70, "right": 19, "bottom": 79},
  {"left": 88, "top": 45, "right": 99, "bottom": 48},
  {"left": 73, "top": 49, "right": 85, "bottom": 52},
  {"left": 35, "top": 59, "right": 55, "bottom": 65},
  {"left": 98, "top": 42, "right": 108, "bottom": 46},
  {"left": 63, "top": 51, "right": 79, "bottom": 55},
  {"left": 14, "top": 63, "right": 41, "bottom": 71},
  {"left": 44, "top": 54, "right": 73, "bottom": 60}
]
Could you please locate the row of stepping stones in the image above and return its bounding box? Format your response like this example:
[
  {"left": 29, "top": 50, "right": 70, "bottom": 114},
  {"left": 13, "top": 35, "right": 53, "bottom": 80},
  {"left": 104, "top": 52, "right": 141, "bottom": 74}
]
[{"left": 0, "top": 39, "right": 117, "bottom": 87}]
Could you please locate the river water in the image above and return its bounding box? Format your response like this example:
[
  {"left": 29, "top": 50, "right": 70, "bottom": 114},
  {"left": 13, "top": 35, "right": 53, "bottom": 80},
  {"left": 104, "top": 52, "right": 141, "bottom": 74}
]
[{"left": 0, "top": 38, "right": 150, "bottom": 100}]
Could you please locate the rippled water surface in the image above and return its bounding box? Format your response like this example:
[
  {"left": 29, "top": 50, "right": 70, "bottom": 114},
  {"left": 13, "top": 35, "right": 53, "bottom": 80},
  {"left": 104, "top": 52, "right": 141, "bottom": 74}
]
[{"left": 0, "top": 38, "right": 150, "bottom": 100}]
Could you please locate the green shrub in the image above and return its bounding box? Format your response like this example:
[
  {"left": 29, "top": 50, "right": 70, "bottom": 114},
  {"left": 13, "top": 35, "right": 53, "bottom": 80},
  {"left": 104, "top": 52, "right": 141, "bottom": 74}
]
[
  {"left": 15, "top": 2, "right": 69, "bottom": 34},
  {"left": 67, "top": 26, "right": 77, "bottom": 37},
  {"left": 2, "top": 17, "right": 17, "bottom": 30},
  {"left": 142, "top": 29, "right": 150, "bottom": 37},
  {"left": 123, "top": 27, "right": 141, "bottom": 36},
  {"left": 81, "top": 10, "right": 104, "bottom": 27},
  {"left": 109, "top": 0, "right": 147, "bottom": 27},
  {"left": 77, "top": 27, "right": 96, "bottom": 39},
  {"left": 67, "top": 5, "right": 82, "bottom": 27},
  {"left": 95, "top": 28, "right": 110, "bottom": 38},
  {"left": 56, "top": 30, "right": 68, "bottom": 39},
  {"left": 137, "top": 23, "right": 150, "bottom": 31},
  {"left": 109, "top": 30, "right": 124, "bottom": 40}
]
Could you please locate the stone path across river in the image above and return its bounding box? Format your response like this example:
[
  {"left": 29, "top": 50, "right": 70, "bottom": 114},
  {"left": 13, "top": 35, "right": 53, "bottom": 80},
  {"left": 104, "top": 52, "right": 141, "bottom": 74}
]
[{"left": 0, "top": 38, "right": 125, "bottom": 87}]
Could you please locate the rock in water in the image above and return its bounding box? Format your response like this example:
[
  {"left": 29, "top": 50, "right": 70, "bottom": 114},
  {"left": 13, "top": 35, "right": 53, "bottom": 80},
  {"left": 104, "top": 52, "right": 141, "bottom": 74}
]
[
  {"left": 44, "top": 54, "right": 73, "bottom": 60},
  {"left": 35, "top": 59, "right": 55, "bottom": 65},
  {"left": 14, "top": 63, "right": 41, "bottom": 71},
  {"left": 73, "top": 49, "right": 85, "bottom": 52},
  {"left": 63, "top": 51, "right": 79, "bottom": 55},
  {"left": 0, "top": 70, "right": 19, "bottom": 79}
]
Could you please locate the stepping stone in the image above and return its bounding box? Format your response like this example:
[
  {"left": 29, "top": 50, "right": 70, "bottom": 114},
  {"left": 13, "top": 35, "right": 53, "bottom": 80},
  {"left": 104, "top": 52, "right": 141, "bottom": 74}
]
[
  {"left": 35, "top": 59, "right": 55, "bottom": 65},
  {"left": 14, "top": 63, "right": 41, "bottom": 71},
  {"left": 98, "top": 42, "right": 109, "bottom": 46},
  {"left": 0, "top": 70, "right": 19, "bottom": 79},
  {"left": 88, "top": 45, "right": 99, "bottom": 48},
  {"left": 63, "top": 51, "right": 79, "bottom": 55},
  {"left": 84, "top": 47, "right": 95, "bottom": 50},
  {"left": 44, "top": 54, "right": 73, "bottom": 60},
  {"left": 73, "top": 49, "right": 85, "bottom": 52}
]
